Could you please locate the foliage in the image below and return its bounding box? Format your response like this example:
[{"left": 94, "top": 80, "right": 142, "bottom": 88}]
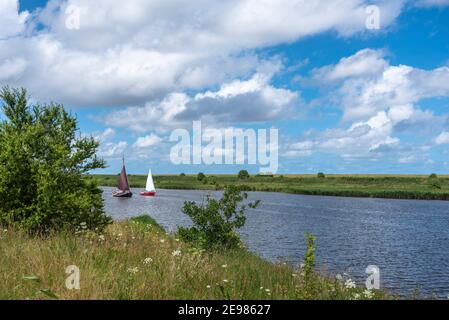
[
  {"left": 238, "top": 170, "right": 250, "bottom": 180},
  {"left": 0, "top": 221, "right": 390, "bottom": 300},
  {"left": 317, "top": 172, "right": 326, "bottom": 178},
  {"left": 177, "top": 186, "right": 260, "bottom": 250},
  {"left": 180, "top": 173, "right": 186, "bottom": 177},
  {"left": 197, "top": 172, "right": 206, "bottom": 181},
  {"left": 429, "top": 173, "right": 438, "bottom": 179},
  {"left": 0, "top": 87, "right": 111, "bottom": 233},
  {"left": 303, "top": 233, "right": 316, "bottom": 279}
]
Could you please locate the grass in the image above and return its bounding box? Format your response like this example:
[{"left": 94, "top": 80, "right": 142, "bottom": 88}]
[
  {"left": 91, "top": 174, "right": 449, "bottom": 200},
  {"left": 0, "top": 216, "right": 388, "bottom": 300}
]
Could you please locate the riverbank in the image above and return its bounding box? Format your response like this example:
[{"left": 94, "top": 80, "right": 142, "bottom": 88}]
[
  {"left": 92, "top": 174, "right": 449, "bottom": 201},
  {"left": 0, "top": 216, "right": 386, "bottom": 300}
]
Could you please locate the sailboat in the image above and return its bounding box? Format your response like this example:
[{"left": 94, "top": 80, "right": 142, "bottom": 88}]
[
  {"left": 140, "top": 169, "right": 156, "bottom": 196},
  {"left": 112, "top": 157, "right": 133, "bottom": 198}
]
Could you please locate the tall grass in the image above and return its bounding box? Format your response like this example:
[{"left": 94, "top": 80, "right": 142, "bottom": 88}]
[{"left": 0, "top": 217, "right": 388, "bottom": 300}]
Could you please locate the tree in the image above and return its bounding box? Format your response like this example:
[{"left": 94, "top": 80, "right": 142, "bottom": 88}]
[
  {"left": 0, "top": 87, "right": 111, "bottom": 233},
  {"left": 429, "top": 173, "right": 438, "bottom": 179},
  {"left": 238, "top": 170, "right": 250, "bottom": 180},
  {"left": 317, "top": 172, "right": 325, "bottom": 178},
  {"left": 197, "top": 172, "right": 206, "bottom": 181},
  {"left": 177, "top": 186, "right": 260, "bottom": 250}
]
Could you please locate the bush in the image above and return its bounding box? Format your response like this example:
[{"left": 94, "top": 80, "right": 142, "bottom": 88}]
[
  {"left": 177, "top": 186, "right": 260, "bottom": 250},
  {"left": 317, "top": 172, "right": 326, "bottom": 178},
  {"left": 303, "top": 233, "right": 316, "bottom": 279},
  {"left": 180, "top": 173, "right": 186, "bottom": 177},
  {"left": 429, "top": 173, "right": 438, "bottom": 179},
  {"left": 0, "top": 87, "right": 111, "bottom": 234},
  {"left": 197, "top": 172, "right": 206, "bottom": 181},
  {"left": 238, "top": 170, "right": 250, "bottom": 180}
]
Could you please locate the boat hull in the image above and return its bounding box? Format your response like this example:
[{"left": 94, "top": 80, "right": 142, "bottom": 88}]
[
  {"left": 140, "top": 191, "right": 156, "bottom": 197},
  {"left": 112, "top": 190, "right": 133, "bottom": 198}
]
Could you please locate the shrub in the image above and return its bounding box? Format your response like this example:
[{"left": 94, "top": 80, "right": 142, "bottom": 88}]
[
  {"left": 0, "top": 87, "right": 111, "bottom": 234},
  {"left": 197, "top": 172, "right": 206, "bottom": 181},
  {"left": 177, "top": 186, "right": 260, "bottom": 250},
  {"left": 303, "top": 233, "right": 316, "bottom": 279},
  {"left": 238, "top": 170, "right": 250, "bottom": 180},
  {"left": 317, "top": 172, "right": 326, "bottom": 178},
  {"left": 429, "top": 173, "right": 438, "bottom": 179},
  {"left": 180, "top": 173, "right": 186, "bottom": 177}
]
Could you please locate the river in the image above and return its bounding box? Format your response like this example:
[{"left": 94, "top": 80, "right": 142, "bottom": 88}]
[{"left": 102, "top": 187, "right": 449, "bottom": 298}]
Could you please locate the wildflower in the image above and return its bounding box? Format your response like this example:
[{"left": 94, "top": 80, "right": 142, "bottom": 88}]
[
  {"left": 299, "top": 263, "right": 305, "bottom": 269},
  {"left": 363, "top": 289, "right": 374, "bottom": 299},
  {"left": 160, "top": 239, "right": 165, "bottom": 243},
  {"left": 345, "top": 279, "right": 356, "bottom": 289},
  {"left": 143, "top": 257, "right": 153, "bottom": 265},
  {"left": 265, "top": 289, "right": 271, "bottom": 293},
  {"left": 98, "top": 235, "right": 105, "bottom": 241},
  {"left": 292, "top": 273, "right": 298, "bottom": 277},
  {"left": 222, "top": 279, "right": 229, "bottom": 283},
  {"left": 260, "top": 286, "right": 264, "bottom": 290},
  {"left": 353, "top": 293, "right": 360, "bottom": 300},
  {"left": 172, "top": 249, "right": 181, "bottom": 257},
  {"left": 336, "top": 274, "right": 343, "bottom": 281},
  {"left": 127, "top": 267, "right": 139, "bottom": 274},
  {"left": 175, "top": 238, "right": 180, "bottom": 242},
  {"left": 221, "top": 264, "right": 227, "bottom": 268},
  {"left": 132, "top": 236, "right": 136, "bottom": 240},
  {"left": 206, "top": 285, "right": 211, "bottom": 289},
  {"left": 3, "top": 229, "right": 7, "bottom": 233}
]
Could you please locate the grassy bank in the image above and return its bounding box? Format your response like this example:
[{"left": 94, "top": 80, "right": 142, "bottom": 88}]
[
  {"left": 0, "top": 216, "right": 386, "bottom": 300},
  {"left": 92, "top": 174, "right": 449, "bottom": 200}
]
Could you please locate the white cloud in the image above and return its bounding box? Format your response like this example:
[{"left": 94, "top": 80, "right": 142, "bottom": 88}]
[
  {"left": 99, "top": 141, "right": 128, "bottom": 158},
  {"left": 0, "top": 0, "right": 28, "bottom": 39},
  {"left": 0, "top": 0, "right": 405, "bottom": 107},
  {"left": 103, "top": 71, "right": 300, "bottom": 132},
  {"left": 435, "top": 131, "right": 449, "bottom": 145},
  {"left": 287, "top": 49, "right": 449, "bottom": 162},
  {"left": 133, "top": 134, "right": 162, "bottom": 149}
]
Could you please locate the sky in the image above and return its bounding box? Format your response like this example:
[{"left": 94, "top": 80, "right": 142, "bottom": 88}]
[{"left": 1, "top": 0, "right": 449, "bottom": 174}]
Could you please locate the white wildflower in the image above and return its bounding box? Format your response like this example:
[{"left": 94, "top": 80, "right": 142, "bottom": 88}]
[
  {"left": 98, "top": 235, "right": 105, "bottom": 241},
  {"left": 143, "top": 257, "right": 153, "bottom": 265},
  {"left": 221, "top": 264, "right": 227, "bottom": 268},
  {"left": 172, "top": 249, "right": 181, "bottom": 257},
  {"left": 353, "top": 293, "right": 360, "bottom": 300},
  {"left": 336, "top": 274, "right": 343, "bottom": 281},
  {"left": 160, "top": 239, "right": 165, "bottom": 243},
  {"left": 127, "top": 267, "right": 139, "bottom": 274},
  {"left": 206, "top": 285, "right": 211, "bottom": 289},
  {"left": 265, "top": 288, "right": 271, "bottom": 293},
  {"left": 363, "top": 289, "right": 374, "bottom": 299},
  {"left": 222, "top": 279, "right": 229, "bottom": 283},
  {"left": 345, "top": 279, "right": 356, "bottom": 289}
]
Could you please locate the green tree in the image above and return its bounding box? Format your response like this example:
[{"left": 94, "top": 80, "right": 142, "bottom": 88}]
[
  {"left": 177, "top": 186, "right": 260, "bottom": 250},
  {"left": 0, "top": 87, "right": 111, "bottom": 233},
  {"left": 238, "top": 170, "right": 250, "bottom": 180},
  {"left": 197, "top": 172, "right": 206, "bottom": 181},
  {"left": 429, "top": 173, "right": 438, "bottom": 179},
  {"left": 317, "top": 172, "right": 325, "bottom": 178}
]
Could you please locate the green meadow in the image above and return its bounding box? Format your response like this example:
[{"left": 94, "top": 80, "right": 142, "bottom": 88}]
[{"left": 93, "top": 174, "right": 449, "bottom": 200}]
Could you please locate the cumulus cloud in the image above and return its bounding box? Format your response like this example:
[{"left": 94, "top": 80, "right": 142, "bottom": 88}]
[
  {"left": 287, "top": 49, "right": 449, "bottom": 161},
  {"left": 0, "top": 0, "right": 405, "bottom": 107},
  {"left": 0, "top": 0, "right": 29, "bottom": 39},
  {"left": 103, "top": 70, "right": 300, "bottom": 132},
  {"left": 133, "top": 134, "right": 162, "bottom": 149}
]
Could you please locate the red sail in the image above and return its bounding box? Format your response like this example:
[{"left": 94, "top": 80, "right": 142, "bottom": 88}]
[{"left": 117, "top": 165, "right": 130, "bottom": 191}]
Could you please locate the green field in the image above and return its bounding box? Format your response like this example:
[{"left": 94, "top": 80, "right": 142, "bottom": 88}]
[{"left": 92, "top": 174, "right": 449, "bottom": 200}]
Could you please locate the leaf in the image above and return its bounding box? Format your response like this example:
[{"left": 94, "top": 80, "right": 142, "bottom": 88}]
[
  {"left": 39, "top": 289, "right": 59, "bottom": 299},
  {"left": 22, "top": 275, "right": 41, "bottom": 282}
]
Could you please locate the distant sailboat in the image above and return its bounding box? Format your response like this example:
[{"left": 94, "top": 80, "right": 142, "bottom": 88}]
[
  {"left": 112, "top": 157, "right": 133, "bottom": 198},
  {"left": 140, "top": 169, "right": 156, "bottom": 196}
]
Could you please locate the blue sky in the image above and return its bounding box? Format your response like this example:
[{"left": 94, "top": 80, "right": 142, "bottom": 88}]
[{"left": 2, "top": 0, "right": 449, "bottom": 174}]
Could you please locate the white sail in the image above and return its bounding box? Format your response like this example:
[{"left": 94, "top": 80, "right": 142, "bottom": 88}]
[{"left": 145, "top": 169, "right": 155, "bottom": 192}]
